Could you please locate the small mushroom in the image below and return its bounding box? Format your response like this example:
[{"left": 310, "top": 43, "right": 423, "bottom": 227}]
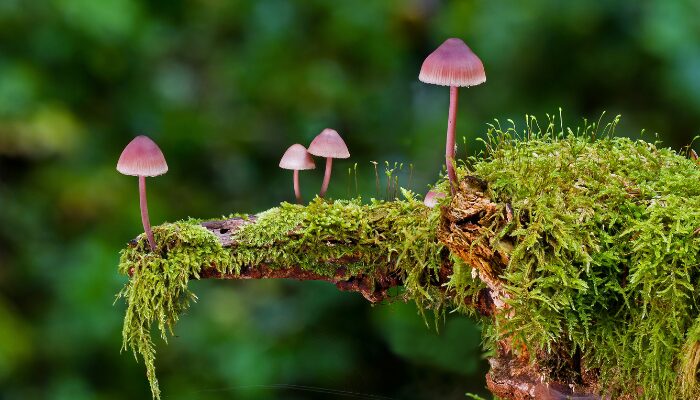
[
  {"left": 117, "top": 135, "right": 168, "bottom": 251},
  {"left": 424, "top": 190, "right": 446, "bottom": 208},
  {"left": 279, "top": 144, "right": 315, "bottom": 204},
  {"left": 419, "top": 38, "right": 486, "bottom": 193},
  {"left": 307, "top": 128, "right": 350, "bottom": 197}
]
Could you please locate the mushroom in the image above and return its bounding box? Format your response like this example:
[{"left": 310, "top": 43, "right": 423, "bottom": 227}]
[
  {"left": 419, "top": 38, "right": 486, "bottom": 193},
  {"left": 307, "top": 128, "right": 350, "bottom": 198},
  {"left": 117, "top": 135, "right": 168, "bottom": 251},
  {"left": 424, "top": 190, "right": 446, "bottom": 208},
  {"left": 279, "top": 144, "right": 316, "bottom": 204}
]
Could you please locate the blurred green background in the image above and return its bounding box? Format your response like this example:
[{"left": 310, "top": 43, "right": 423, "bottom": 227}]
[{"left": 1, "top": 0, "right": 699, "bottom": 399}]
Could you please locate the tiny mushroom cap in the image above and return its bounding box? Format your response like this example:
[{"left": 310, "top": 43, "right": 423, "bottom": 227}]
[
  {"left": 419, "top": 38, "right": 486, "bottom": 87},
  {"left": 279, "top": 144, "right": 316, "bottom": 170},
  {"left": 117, "top": 135, "right": 168, "bottom": 177},
  {"left": 424, "top": 190, "right": 446, "bottom": 208},
  {"left": 307, "top": 128, "right": 350, "bottom": 159}
]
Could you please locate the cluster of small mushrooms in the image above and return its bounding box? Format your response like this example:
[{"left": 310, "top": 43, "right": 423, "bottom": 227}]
[
  {"left": 116, "top": 38, "right": 485, "bottom": 251},
  {"left": 278, "top": 128, "right": 350, "bottom": 203}
]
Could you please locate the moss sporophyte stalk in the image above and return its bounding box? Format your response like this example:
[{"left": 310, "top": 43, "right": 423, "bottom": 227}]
[{"left": 117, "top": 116, "right": 700, "bottom": 399}]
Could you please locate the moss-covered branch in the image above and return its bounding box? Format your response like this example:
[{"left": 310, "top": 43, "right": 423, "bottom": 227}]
[
  {"left": 118, "top": 193, "right": 494, "bottom": 399},
  {"left": 195, "top": 215, "right": 465, "bottom": 305},
  {"left": 117, "top": 116, "right": 700, "bottom": 400}
]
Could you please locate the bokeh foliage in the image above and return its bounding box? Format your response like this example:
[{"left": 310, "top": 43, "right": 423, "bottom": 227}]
[{"left": 0, "top": 0, "right": 699, "bottom": 399}]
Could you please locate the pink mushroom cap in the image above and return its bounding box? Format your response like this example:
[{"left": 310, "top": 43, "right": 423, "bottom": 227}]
[
  {"left": 279, "top": 144, "right": 316, "bottom": 170},
  {"left": 419, "top": 38, "right": 486, "bottom": 87},
  {"left": 424, "top": 190, "right": 446, "bottom": 208},
  {"left": 307, "top": 128, "right": 350, "bottom": 159},
  {"left": 117, "top": 135, "right": 168, "bottom": 177}
]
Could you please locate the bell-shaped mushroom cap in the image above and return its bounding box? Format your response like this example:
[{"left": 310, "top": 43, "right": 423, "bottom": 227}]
[
  {"left": 117, "top": 135, "right": 168, "bottom": 177},
  {"left": 424, "top": 190, "right": 446, "bottom": 208},
  {"left": 307, "top": 128, "right": 350, "bottom": 159},
  {"left": 279, "top": 144, "right": 316, "bottom": 170},
  {"left": 419, "top": 38, "right": 486, "bottom": 87}
]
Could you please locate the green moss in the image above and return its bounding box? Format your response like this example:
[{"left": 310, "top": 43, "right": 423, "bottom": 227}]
[
  {"left": 229, "top": 192, "right": 472, "bottom": 308},
  {"left": 467, "top": 115, "right": 700, "bottom": 399},
  {"left": 117, "top": 191, "right": 468, "bottom": 399},
  {"left": 116, "top": 220, "right": 232, "bottom": 399}
]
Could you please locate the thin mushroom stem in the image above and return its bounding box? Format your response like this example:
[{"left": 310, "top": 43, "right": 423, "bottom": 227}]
[
  {"left": 446, "top": 85, "right": 459, "bottom": 194},
  {"left": 138, "top": 175, "right": 156, "bottom": 251},
  {"left": 319, "top": 157, "right": 333, "bottom": 198},
  {"left": 293, "top": 169, "right": 302, "bottom": 204}
]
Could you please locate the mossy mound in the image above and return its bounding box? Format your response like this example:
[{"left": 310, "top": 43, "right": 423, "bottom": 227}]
[{"left": 468, "top": 117, "right": 700, "bottom": 399}]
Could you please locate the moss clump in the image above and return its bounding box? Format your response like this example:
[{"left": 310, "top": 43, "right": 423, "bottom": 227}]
[
  {"left": 467, "top": 116, "right": 700, "bottom": 399},
  {"left": 116, "top": 220, "right": 233, "bottom": 399},
  {"left": 117, "top": 191, "right": 469, "bottom": 399}
]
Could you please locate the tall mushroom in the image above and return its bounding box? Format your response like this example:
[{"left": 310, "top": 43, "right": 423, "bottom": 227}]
[
  {"left": 307, "top": 128, "right": 350, "bottom": 198},
  {"left": 419, "top": 38, "right": 486, "bottom": 193},
  {"left": 279, "top": 144, "right": 315, "bottom": 204},
  {"left": 117, "top": 135, "right": 168, "bottom": 251}
]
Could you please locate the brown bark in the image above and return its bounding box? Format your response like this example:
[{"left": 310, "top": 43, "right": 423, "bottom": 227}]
[{"left": 199, "top": 257, "right": 404, "bottom": 304}]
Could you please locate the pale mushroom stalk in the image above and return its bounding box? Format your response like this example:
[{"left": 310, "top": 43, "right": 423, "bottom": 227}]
[
  {"left": 293, "top": 170, "right": 302, "bottom": 203},
  {"left": 320, "top": 157, "right": 333, "bottom": 197},
  {"left": 446, "top": 86, "right": 459, "bottom": 192},
  {"left": 138, "top": 175, "right": 156, "bottom": 250}
]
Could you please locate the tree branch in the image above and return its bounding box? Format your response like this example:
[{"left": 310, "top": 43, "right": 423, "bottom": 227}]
[
  {"left": 185, "top": 178, "right": 595, "bottom": 400},
  {"left": 130, "top": 177, "right": 597, "bottom": 400},
  {"left": 123, "top": 178, "right": 600, "bottom": 400},
  {"left": 196, "top": 214, "right": 495, "bottom": 312}
]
